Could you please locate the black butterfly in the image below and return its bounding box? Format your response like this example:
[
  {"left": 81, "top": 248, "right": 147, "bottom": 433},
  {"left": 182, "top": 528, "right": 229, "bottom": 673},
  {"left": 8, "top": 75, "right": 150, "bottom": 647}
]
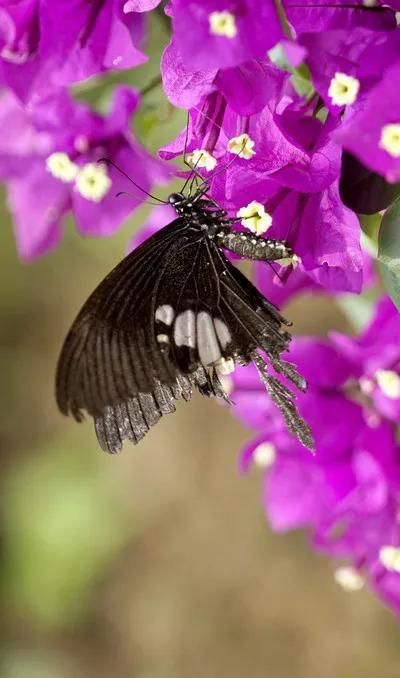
[{"left": 55, "top": 186, "right": 314, "bottom": 453}]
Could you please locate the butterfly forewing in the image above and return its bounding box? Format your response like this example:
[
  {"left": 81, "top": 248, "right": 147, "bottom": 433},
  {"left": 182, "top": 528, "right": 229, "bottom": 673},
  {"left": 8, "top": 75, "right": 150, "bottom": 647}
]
[{"left": 56, "top": 218, "right": 187, "bottom": 420}]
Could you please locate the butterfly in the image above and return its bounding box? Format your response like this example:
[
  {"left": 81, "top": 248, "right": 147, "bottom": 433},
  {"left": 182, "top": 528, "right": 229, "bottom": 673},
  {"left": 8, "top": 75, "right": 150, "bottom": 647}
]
[{"left": 55, "top": 185, "right": 314, "bottom": 453}]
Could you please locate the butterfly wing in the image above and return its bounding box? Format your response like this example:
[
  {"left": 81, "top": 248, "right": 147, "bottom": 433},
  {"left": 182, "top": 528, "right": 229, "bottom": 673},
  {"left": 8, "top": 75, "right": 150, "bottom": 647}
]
[
  {"left": 56, "top": 218, "right": 188, "bottom": 420},
  {"left": 56, "top": 223, "right": 312, "bottom": 453}
]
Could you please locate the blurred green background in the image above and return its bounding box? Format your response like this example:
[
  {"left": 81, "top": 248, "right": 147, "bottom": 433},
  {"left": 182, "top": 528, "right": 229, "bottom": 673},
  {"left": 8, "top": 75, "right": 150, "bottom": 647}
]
[{"left": 1, "top": 12, "right": 400, "bottom": 678}]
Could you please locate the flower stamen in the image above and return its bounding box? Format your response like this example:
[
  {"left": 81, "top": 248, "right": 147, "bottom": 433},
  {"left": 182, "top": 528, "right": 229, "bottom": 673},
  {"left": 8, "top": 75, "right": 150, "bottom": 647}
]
[
  {"left": 379, "top": 124, "right": 400, "bottom": 158},
  {"left": 237, "top": 201, "right": 272, "bottom": 235},
  {"left": 209, "top": 10, "right": 237, "bottom": 38},
  {"left": 46, "top": 152, "right": 79, "bottom": 183},
  {"left": 187, "top": 148, "right": 217, "bottom": 172},
  {"left": 379, "top": 545, "right": 400, "bottom": 572},
  {"left": 75, "top": 163, "right": 112, "bottom": 202},
  {"left": 228, "top": 133, "right": 256, "bottom": 160},
  {"left": 328, "top": 72, "right": 360, "bottom": 106},
  {"left": 375, "top": 369, "right": 400, "bottom": 399}
]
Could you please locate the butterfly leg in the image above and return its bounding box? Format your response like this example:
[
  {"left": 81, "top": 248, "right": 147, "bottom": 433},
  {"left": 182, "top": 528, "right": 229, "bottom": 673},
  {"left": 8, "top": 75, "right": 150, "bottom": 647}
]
[{"left": 218, "top": 231, "right": 293, "bottom": 261}]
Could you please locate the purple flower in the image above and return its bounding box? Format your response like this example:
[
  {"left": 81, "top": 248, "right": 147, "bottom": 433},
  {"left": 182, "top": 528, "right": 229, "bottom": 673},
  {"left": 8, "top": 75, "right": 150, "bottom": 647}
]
[
  {"left": 336, "top": 62, "right": 400, "bottom": 182},
  {"left": 0, "top": 0, "right": 157, "bottom": 102},
  {"left": 300, "top": 27, "right": 400, "bottom": 116},
  {"left": 232, "top": 296, "right": 400, "bottom": 614},
  {"left": 284, "top": 0, "right": 397, "bottom": 35},
  {"left": 161, "top": 84, "right": 364, "bottom": 293},
  {"left": 170, "top": 0, "right": 283, "bottom": 71},
  {"left": 0, "top": 86, "right": 169, "bottom": 260}
]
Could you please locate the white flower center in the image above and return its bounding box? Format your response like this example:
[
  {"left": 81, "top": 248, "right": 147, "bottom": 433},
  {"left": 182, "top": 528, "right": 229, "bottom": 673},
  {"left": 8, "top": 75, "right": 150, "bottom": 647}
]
[
  {"left": 46, "top": 152, "right": 79, "bottom": 183},
  {"left": 380, "top": 124, "right": 400, "bottom": 157},
  {"left": 379, "top": 545, "right": 400, "bottom": 572},
  {"left": 334, "top": 566, "right": 365, "bottom": 591},
  {"left": 328, "top": 72, "right": 360, "bottom": 106},
  {"left": 187, "top": 148, "right": 217, "bottom": 172},
  {"left": 228, "top": 133, "right": 256, "bottom": 160},
  {"left": 209, "top": 10, "right": 237, "bottom": 38},
  {"left": 253, "top": 442, "right": 276, "bottom": 468},
  {"left": 75, "top": 163, "right": 112, "bottom": 202},
  {"left": 237, "top": 201, "right": 272, "bottom": 235},
  {"left": 375, "top": 369, "right": 400, "bottom": 399}
]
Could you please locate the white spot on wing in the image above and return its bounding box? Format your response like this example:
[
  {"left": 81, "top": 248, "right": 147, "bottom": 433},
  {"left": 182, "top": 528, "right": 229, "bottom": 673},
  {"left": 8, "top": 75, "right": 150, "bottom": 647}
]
[
  {"left": 197, "top": 312, "right": 221, "bottom": 365},
  {"left": 214, "top": 318, "right": 232, "bottom": 349},
  {"left": 156, "top": 334, "right": 169, "bottom": 344},
  {"left": 174, "top": 310, "right": 196, "bottom": 348},
  {"left": 155, "top": 304, "right": 175, "bottom": 326},
  {"left": 215, "top": 357, "right": 235, "bottom": 375}
]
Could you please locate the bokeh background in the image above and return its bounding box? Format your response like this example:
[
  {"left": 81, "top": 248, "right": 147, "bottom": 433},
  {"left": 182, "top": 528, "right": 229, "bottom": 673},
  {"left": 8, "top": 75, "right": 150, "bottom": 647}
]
[{"left": 1, "top": 12, "right": 400, "bottom": 678}]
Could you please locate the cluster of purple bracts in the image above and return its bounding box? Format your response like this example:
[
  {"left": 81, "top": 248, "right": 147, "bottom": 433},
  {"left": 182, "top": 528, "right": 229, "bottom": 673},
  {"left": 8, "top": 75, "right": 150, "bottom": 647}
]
[{"left": 3, "top": 0, "right": 400, "bottom": 614}]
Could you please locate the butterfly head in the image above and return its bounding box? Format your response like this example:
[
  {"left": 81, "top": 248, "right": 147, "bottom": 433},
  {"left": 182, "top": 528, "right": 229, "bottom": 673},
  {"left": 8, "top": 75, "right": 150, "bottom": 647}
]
[{"left": 168, "top": 192, "right": 186, "bottom": 212}]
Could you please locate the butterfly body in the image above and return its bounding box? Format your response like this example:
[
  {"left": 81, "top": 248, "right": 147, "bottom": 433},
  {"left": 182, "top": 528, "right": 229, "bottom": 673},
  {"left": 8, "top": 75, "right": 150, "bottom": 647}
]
[{"left": 56, "top": 189, "right": 314, "bottom": 453}]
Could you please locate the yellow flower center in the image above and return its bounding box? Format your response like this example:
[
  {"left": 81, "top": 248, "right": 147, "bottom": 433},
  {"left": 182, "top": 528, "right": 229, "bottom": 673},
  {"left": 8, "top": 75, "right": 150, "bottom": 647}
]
[
  {"left": 375, "top": 369, "right": 400, "bottom": 399},
  {"left": 187, "top": 148, "right": 217, "bottom": 172},
  {"left": 253, "top": 442, "right": 276, "bottom": 468},
  {"left": 328, "top": 72, "right": 360, "bottom": 106},
  {"left": 236, "top": 201, "right": 272, "bottom": 235},
  {"left": 228, "top": 133, "right": 256, "bottom": 160},
  {"left": 75, "top": 163, "right": 112, "bottom": 202},
  {"left": 46, "top": 152, "right": 78, "bottom": 183},
  {"left": 209, "top": 10, "right": 237, "bottom": 38},
  {"left": 379, "top": 545, "right": 400, "bottom": 572},
  {"left": 334, "top": 566, "right": 365, "bottom": 591},
  {"left": 379, "top": 124, "right": 400, "bottom": 158}
]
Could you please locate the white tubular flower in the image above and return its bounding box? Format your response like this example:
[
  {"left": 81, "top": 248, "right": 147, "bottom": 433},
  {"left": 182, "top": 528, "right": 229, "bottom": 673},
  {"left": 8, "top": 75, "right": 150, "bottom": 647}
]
[
  {"left": 380, "top": 124, "right": 400, "bottom": 158},
  {"left": 237, "top": 201, "right": 272, "bottom": 235},
  {"left": 75, "top": 163, "right": 112, "bottom": 202},
  {"left": 228, "top": 133, "right": 256, "bottom": 160},
  {"left": 187, "top": 148, "right": 217, "bottom": 172},
  {"left": 209, "top": 10, "right": 237, "bottom": 38},
  {"left": 46, "top": 152, "right": 79, "bottom": 183},
  {"left": 375, "top": 369, "right": 400, "bottom": 399},
  {"left": 328, "top": 72, "right": 360, "bottom": 106}
]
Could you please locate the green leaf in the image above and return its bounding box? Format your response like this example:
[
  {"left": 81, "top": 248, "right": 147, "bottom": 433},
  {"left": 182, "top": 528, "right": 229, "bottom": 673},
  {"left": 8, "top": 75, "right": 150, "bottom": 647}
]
[
  {"left": 378, "top": 197, "right": 400, "bottom": 310},
  {"left": 290, "top": 65, "right": 314, "bottom": 99},
  {"left": 268, "top": 44, "right": 293, "bottom": 72}
]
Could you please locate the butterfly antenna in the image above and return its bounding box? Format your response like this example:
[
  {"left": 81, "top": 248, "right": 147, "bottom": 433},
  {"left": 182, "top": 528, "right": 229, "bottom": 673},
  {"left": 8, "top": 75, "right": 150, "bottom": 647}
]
[
  {"left": 115, "top": 191, "right": 163, "bottom": 207},
  {"left": 98, "top": 158, "right": 167, "bottom": 204}
]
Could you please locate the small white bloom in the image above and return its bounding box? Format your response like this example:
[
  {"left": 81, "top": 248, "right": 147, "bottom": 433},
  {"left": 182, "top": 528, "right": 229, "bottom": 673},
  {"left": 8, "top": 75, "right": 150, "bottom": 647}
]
[
  {"left": 209, "top": 10, "right": 237, "bottom": 38},
  {"left": 334, "top": 566, "right": 365, "bottom": 592},
  {"left": 75, "top": 163, "right": 112, "bottom": 202},
  {"left": 237, "top": 201, "right": 272, "bottom": 235},
  {"left": 46, "top": 152, "right": 79, "bottom": 183},
  {"left": 328, "top": 72, "right": 360, "bottom": 106},
  {"left": 379, "top": 545, "right": 400, "bottom": 572},
  {"left": 253, "top": 442, "right": 276, "bottom": 468},
  {"left": 375, "top": 369, "right": 400, "bottom": 399},
  {"left": 187, "top": 148, "right": 217, "bottom": 172},
  {"left": 379, "top": 124, "right": 400, "bottom": 158},
  {"left": 228, "top": 133, "right": 256, "bottom": 160}
]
